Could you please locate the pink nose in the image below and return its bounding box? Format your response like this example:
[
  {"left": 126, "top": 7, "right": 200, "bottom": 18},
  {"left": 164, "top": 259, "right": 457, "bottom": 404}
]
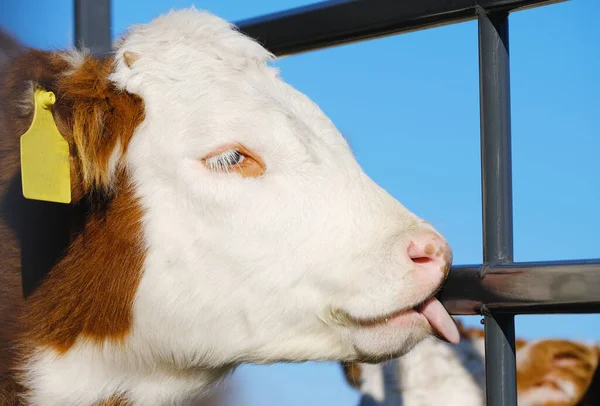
[{"left": 407, "top": 231, "right": 453, "bottom": 276}]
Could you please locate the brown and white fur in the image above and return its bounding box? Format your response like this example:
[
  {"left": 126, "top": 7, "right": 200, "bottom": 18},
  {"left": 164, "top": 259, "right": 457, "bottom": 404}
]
[
  {"left": 343, "top": 321, "right": 600, "bottom": 406},
  {"left": 0, "top": 9, "right": 461, "bottom": 406}
]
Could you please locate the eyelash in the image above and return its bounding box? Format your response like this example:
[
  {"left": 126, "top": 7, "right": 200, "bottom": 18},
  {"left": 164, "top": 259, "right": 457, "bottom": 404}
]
[{"left": 204, "top": 149, "right": 245, "bottom": 172}]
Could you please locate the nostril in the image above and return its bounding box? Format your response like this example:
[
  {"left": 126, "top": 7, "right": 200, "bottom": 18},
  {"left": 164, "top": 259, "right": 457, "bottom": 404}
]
[
  {"left": 407, "top": 242, "right": 437, "bottom": 264},
  {"left": 407, "top": 236, "right": 451, "bottom": 272},
  {"left": 411, "top": 256, "right": 434, "bottom": 265}
]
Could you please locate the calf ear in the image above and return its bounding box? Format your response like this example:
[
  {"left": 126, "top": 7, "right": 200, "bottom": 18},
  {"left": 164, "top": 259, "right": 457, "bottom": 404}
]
[{"left": 1, "top": 49, "right": 144, "bottom": 202}]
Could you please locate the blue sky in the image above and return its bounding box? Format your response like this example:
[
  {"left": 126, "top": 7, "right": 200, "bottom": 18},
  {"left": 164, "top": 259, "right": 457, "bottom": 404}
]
[{"left": 1, "top": 1, "right": 599, "bottom": 405}]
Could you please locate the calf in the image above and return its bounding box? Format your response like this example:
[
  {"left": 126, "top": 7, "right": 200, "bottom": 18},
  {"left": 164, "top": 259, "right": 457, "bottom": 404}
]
[
  {"left": 343, "top": 321, "right": 599, "bottom": 406},
  {"left": 0, "top": 8, "right": 458, "bottom": 405}
]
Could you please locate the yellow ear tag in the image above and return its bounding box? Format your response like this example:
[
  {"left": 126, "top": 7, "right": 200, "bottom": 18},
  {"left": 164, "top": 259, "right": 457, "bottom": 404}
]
[{"left": 20, "top": 88, "right": 71, "bottom": 204}]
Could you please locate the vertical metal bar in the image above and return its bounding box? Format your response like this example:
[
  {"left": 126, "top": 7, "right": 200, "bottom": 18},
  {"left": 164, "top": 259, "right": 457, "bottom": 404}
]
[
  {"left": 479, "top": 9, "right": 514, "bottom": 264},
  {"left": 478, "top": 8, "right": 517, "bottom": 406},
  {"left": 382, "top": 360, "right": 402, "bottom": 405},
  {"left": 74, "top": 0, "right": 112, "bottom": 57},
  {"left": 483, "top": 309, "right": 517, "bottom": 405}
]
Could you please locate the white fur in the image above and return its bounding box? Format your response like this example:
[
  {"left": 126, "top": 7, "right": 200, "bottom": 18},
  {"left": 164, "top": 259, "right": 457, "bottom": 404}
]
[
  {"left": 23, "top": 341, "right": 227, "bottom": 406},
  {"left": 59, "top": 49, "right": 88, "bottom": 75},
  {"left": 358, "top": 337, "right": 486, "bottom": 406},
  {"left": 516, "top": 339, "right": 536, "bottom": 369},
  {"left": 24, "top": 8, "right": 451, "bottom": 405},
  {"left": 360, "top": 363, "right": 387, "bottom": 402},
  {"left": 519, "top": 379, "right": 578, "bottom": 406}
]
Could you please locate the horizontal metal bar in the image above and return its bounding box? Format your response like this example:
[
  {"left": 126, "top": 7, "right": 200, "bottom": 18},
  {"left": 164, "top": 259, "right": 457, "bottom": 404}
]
[
  {"left": 236, "top": 0, "right": 564, "bottom": 57},
  {"left": 438, "top": 259, "right": 600, "bottom": 315}
]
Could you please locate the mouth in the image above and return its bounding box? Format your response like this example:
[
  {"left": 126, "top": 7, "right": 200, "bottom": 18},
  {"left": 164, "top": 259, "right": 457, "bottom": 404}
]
[{"left": 330, "top": 296, "right": 460, "bottom": 344}]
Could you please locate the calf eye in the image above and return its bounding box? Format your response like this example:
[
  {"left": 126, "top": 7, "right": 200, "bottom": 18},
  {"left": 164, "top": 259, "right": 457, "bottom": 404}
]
[
  {"left": 202, "top": 144, "right": 266, "bottom": 178},
  {"left": 205, "top": 150, "right": 245, "bottom": 172}
]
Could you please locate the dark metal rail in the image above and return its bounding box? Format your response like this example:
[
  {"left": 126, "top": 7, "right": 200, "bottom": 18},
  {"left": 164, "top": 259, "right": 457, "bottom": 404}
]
[
  {"left": 69, "top": 1, "right": 593, "bottom": 405},
  {"left": 74, "top": 0, "right": 111, "bottom": 56},
  {"left": 237, "top": 0, "right": 564, "bottom": 57},
  {"left": 477, "top": 10, "right": 518, "bottom": 405},
  {"left": 439, "top": 260, "right": 600, "bottom": 315}
]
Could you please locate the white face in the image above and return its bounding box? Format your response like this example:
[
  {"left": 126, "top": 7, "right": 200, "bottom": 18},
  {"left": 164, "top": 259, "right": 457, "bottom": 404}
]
[{"left": 110, "top": 9, "right": 459, "bottom": 368}]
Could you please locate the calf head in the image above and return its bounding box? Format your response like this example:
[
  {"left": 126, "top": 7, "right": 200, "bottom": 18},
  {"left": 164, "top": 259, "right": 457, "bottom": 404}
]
[{"left": 2, "top": 9, "right": 457, "bottom": 400}]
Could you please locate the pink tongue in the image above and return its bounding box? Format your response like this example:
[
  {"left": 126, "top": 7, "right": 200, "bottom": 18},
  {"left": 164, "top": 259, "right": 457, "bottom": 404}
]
[{"left": 418, "top": 298, "right": 460, "bottom": 344}]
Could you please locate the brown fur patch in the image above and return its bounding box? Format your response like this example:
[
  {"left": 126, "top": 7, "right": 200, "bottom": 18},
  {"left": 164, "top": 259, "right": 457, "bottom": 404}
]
[
  {"left": 517, "top": 340, "right": 599, "bottom": 406},
  {"left": 341, "top": 361, "right": 363, "bottom": 389},
  {"left": 57, "top": 55, "right": 144, "bottom": 192},
  {"left": 94, "top": 395, "right": 131, "bottom": 406},
  {"left": 516, "top": 338, "right": 528, "bottom": 351},
  {"left": 0, "top": 374, "right": 24, "bottom": 406},
  {"left": 0, "top": 47, "right": 146, "bottom": 401},
  {"left": 20, "top": 179, "right": 145, "bottom": 352}
]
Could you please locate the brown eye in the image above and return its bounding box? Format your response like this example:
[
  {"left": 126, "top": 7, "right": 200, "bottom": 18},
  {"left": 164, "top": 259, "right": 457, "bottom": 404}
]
[{"left": 202, "top": 144, "right": 265, "bottom": 178}]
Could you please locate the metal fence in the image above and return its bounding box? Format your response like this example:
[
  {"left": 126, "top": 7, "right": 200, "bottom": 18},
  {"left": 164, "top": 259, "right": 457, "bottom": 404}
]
[{"left": 74, "top": 1, "right": 600, "bottom": 405}]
